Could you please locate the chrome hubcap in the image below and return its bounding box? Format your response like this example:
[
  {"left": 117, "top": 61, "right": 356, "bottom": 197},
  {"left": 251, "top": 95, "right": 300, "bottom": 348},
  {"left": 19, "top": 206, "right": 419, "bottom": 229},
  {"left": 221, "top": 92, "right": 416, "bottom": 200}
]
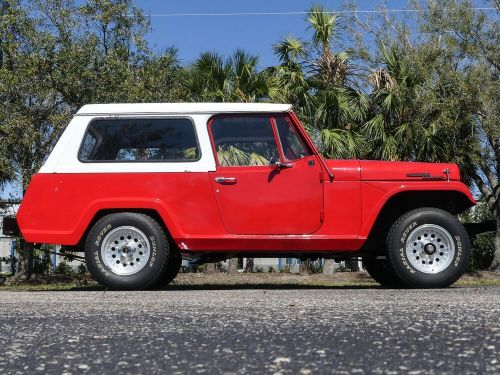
[
  {"left": 101, "top": 226, "right": 150, "bottom": 275},
  {"left": 405, "top": 224, "right": 455, "bottom": 274}
]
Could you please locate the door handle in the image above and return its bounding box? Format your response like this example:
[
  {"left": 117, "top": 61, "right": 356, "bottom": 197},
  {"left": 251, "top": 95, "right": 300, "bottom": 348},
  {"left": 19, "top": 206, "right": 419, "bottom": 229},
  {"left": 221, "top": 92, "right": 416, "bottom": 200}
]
[
  {"left": 271, "top": 161, "right": 293, "bottom": 170},
  {"left": 214, "top": 177, "right": 237, "bottom": 184}
]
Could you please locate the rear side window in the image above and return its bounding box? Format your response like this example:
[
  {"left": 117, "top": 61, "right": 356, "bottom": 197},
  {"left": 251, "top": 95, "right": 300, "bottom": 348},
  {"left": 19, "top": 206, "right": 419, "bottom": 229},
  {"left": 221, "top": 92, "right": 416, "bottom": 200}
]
[{"left": 79, "top": 118, "right": 200, "bottom": 162}]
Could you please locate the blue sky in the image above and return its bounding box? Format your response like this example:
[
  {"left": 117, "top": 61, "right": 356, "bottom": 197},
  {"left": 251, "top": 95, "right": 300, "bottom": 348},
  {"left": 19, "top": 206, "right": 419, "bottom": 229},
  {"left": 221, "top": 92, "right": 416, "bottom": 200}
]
[{"left": 135, "top": 0, "right": 409, "bottom": 68}]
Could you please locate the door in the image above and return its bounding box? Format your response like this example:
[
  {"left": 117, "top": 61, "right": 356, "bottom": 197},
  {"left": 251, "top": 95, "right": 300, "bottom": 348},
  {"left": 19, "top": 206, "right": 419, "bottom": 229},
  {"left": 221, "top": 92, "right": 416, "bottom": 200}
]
[{"left": 208, "top": 114, "right": 324, "bottom": 235}]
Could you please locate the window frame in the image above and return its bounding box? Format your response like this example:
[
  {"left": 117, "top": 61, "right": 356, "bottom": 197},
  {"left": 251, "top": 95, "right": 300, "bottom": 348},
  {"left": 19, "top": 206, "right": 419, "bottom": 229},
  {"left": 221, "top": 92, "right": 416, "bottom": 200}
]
[
  {"left": 77, "top": 116, "right": 202, "bottom": 164},
  {"left": 208, "top": 113, "right": 280, "bottom": 168},
  {"left": 271, "top": 115, "right": 312, "bottom": 162},
  {"left": 207, "top": 113, "right": 313, "bottom": 168}
]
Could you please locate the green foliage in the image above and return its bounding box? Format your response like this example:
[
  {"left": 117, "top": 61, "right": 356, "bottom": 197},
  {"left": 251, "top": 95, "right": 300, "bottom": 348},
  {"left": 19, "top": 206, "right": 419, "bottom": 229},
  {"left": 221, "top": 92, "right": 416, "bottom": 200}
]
[
  {"left": 308, "top": 5, "right": 340, "bottom": 50},
  {"left": 469, "top": 233, "right": 495, "bottom": 272},
  {"left": 216, "top": 143, "right": 274, "bottom": 167},
  {"left": 279, "top": 264, "right": 293, "bottom": 273},
  {"left": 308, "top": 260, "right": 323, "bottom": 274},
  {"left": 55, "top": 262, "right": 74, "bottom": 276},
  {"left": 77, "top": 263, "right": 87, "bottom": 275},
  {"left": 190, "top": 49, "right": 271, "bottom": 102},
  {"left": 270, "top": 6, "right": 368, "bottom": 159},
  {"left": 462, "top": 201, "right": 496, "bottom": 271},
  {"left": 32, "top": 253, "right": 52, "bottom": 275}
]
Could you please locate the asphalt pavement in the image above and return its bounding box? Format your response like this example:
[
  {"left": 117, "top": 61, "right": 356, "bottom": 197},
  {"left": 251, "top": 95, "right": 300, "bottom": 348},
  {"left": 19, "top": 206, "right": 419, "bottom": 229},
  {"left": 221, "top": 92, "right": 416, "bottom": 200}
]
[{"left": 0, "top": 287, "right": 499, "bottom": 374}]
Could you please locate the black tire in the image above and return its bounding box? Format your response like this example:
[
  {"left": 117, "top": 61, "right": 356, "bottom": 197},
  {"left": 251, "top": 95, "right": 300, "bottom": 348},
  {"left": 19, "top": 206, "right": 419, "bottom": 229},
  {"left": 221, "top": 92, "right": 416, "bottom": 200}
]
[
  {"left": 154, "top": 249, "right": 182, "bottom": 288},
  {"left": 85, "top": 213, "right": 169, "bottom": 290},
  {"left": 386, "top": 207, "right": 470, "bottom": 288},
  {"left": 363, "top": 258, "right": 404, "bottom": 287}
]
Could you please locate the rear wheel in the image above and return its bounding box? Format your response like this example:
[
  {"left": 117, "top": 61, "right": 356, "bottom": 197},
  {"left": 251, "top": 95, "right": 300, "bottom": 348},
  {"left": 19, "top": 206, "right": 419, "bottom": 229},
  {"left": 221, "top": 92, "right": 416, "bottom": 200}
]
[
  {"left": 386, "top": 208, "right": 470, "bottom": 288},
  {"left": 85, "top": 213, "right": 169, "bottom": 290},
  {"left": 154, "top": 249, "right": 182, "bottom": 288},
  {"left": 363, "top": 258, "right": 403, "bottom": 287}
]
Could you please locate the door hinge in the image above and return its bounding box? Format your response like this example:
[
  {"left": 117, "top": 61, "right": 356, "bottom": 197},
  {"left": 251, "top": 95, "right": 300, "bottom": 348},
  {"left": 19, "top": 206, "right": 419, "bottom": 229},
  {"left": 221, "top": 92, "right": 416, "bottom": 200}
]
[{"left": 319, "top": 171, "right": 324, "bottom": 183}]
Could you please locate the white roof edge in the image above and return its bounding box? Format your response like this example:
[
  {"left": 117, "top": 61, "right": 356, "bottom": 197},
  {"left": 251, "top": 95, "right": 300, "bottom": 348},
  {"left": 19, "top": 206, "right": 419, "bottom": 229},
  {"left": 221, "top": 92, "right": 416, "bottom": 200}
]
[{"left": 77, "top": 103, "right": 293, "bottom": 115}]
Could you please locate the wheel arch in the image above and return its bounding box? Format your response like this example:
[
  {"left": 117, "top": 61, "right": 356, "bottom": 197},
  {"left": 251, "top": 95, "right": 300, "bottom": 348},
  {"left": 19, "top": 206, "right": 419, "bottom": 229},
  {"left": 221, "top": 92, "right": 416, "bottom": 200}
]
[
  {"left": 73, "top": 208, "right": 179, "bottom": 251},
  {"left": 360, "top": 189, "right": 475, "bottom": 253}
]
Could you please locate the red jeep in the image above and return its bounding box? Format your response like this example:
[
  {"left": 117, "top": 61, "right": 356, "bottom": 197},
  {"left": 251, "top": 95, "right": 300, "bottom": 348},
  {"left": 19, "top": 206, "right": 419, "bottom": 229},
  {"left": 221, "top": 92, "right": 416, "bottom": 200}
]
[{"left": 11, "top": 103, "right": 475, "bottom": 289}]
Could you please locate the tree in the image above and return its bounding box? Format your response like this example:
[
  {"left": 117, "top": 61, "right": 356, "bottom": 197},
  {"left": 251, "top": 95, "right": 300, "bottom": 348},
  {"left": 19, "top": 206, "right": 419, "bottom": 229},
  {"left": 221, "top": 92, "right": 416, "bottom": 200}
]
[
  {"left": 0, "top": 0, "right": 185, "bottom": 280},
  {"left": 0, "top": 0, "right": 67, "bottom": 280},
  {"left": 418, "top": 0, "right": 499, "bottom": 271},
  {"left": 190, "top": 49, "right": 271, "bottom": 102},
  {"left": 271, "top": 6, "right": 367, "bottom": 159},
  {"left": 354, "top": 0, "right": 499, "bottom": 270}
]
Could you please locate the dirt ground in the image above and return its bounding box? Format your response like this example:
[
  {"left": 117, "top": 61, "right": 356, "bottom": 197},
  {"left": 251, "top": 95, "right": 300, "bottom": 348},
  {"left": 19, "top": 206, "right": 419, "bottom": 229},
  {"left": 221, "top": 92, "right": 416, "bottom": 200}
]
[
  {"left": 1, "top": 270, "right": 499, "bottom": 290},
  {"left": 169, "top": 270, "right": 500, "bottom": 287}
]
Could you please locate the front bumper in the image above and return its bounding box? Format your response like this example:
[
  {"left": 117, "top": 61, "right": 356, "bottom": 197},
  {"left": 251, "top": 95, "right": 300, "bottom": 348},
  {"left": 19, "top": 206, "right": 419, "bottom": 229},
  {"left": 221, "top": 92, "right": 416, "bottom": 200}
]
[{"left": 2, "top": 216, "right": 21, "bottom": 237}]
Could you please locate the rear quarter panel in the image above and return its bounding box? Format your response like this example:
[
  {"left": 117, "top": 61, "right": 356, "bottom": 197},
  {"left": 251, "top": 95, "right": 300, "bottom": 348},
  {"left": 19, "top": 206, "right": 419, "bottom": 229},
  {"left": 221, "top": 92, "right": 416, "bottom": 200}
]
[{"left": 16, "top": 173, "right": 224, "bottom": 245}]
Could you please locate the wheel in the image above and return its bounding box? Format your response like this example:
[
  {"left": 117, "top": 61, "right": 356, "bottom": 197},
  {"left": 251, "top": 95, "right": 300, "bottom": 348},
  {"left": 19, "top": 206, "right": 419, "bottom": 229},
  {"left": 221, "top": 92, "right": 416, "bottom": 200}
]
[
  {"left": 154, "top": 249, "right": 182, "bottom": 288},
  {"left": 386, "top": 207, "right": 470, "bottom": 288},
  {"left": 85, "top": 213, "right": 169, "bottom": 290},
  {"left": 363, "top": 258, "right": 404, "bottom": 287}
]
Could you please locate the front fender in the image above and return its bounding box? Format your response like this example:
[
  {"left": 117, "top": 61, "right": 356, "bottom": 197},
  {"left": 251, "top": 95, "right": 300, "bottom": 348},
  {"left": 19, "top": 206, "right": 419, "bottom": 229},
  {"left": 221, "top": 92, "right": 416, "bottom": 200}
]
[{"left": 360, "top": 181, "right": 475, "bottom": 239}]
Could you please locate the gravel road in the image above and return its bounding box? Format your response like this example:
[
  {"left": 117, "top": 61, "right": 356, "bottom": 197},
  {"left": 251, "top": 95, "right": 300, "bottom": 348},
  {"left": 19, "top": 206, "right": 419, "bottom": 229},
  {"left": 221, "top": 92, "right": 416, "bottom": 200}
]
[{"left": 0, "top": 287, "right": 499, "bottom": 374}]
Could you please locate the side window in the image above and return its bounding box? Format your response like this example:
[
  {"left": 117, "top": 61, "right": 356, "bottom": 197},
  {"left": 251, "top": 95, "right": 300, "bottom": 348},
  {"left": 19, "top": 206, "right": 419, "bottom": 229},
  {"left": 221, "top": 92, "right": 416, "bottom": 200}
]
[
  {"left": 211, "top": 116, "right": 279, "bottom": 167},
  {"left": 78, "top": 118, "right": 200, "bottom": 162},
  {"left": 275, "top": 117, "right": 311, "bottom": 161}
]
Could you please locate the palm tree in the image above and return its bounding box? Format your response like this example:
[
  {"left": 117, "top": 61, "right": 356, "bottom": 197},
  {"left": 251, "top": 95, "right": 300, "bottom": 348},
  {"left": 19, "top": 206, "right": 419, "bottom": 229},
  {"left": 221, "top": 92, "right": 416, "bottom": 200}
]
[
  {"left": 270, "top": 36, "right": 310, "bottom": 109},
  {"left": 190, "top": 50, "right": 271, "bottom": 102},
  {"left": 190, "top": 52, "right": 232, "bottom": 101},
  {"left": 363, "top": 42, "right": 419, "bottom": 161},
  {"left": 363, "top": 41, "right": 452, "bottom": 162},
  {"left": 270, "top": 6, "right": 367, "bottom": 159},
  {"left": 231, "top": 50, "right": 269, "bottom": 102}
]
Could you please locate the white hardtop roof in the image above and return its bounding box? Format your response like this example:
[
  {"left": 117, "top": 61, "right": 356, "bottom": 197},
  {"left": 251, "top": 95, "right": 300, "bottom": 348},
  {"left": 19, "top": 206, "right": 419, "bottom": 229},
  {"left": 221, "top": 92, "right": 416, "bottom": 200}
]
[{"left": 77, "top": 103, "right": 293, "bottom": 115}]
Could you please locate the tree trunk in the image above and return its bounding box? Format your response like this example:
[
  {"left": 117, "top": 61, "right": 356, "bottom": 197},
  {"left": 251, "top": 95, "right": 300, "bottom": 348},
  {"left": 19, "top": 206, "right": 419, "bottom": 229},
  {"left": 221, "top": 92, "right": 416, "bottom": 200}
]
[
  {"left": 323, "top": 259, "right": 335, "bottom": 275},
  {"left": 299, "top": 259, "right": 310, "bottom": 275},
  {"left": 10, "top": 240, "right": 33, "bottom": 282},
  {"left": 228, "top": 258, "right": 239, "bottom": 274},
  {"left": 244, "top": 258, "right": 254, "bottom": 272},
  {"left": 490, "top": 217, "right": 500, "bottom": 273},
  {"left": 345, "top": 260, "right": 359, "bottom": 271},
  {"left": 205, "top": 263, "right": 216, "bottom": 273}
]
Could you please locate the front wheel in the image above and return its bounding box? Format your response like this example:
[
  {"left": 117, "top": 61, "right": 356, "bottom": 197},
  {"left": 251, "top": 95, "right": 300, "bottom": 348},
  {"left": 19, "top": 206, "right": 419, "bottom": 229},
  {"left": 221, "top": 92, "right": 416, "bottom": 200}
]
[
  {"left": 363, "top": 258, "right": 404, "bottom": 287},
  {"left": 85, "top": 213, "right": 169, "bottom": 290},
  {"left": 386, "top": 208, "right": 470, "bottom": 288}
]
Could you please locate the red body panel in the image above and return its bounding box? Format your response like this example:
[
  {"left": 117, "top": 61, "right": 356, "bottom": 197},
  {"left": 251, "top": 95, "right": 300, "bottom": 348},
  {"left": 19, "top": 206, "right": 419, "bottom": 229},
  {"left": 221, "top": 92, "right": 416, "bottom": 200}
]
[
  {"left": 16, "top": 111, "right": 476, "bottom": 254},
  {"left": 17, "top": 173, "right": 224, "bottom": 245},
  {"left": 359, "top": 160, "right": 461, "bottom": 181},
  {"left": 17, "top": 169, "right": 475, "bottom": 252},
  {"left": 358, "top": 180, "right": 475, "bottom": 242},
  {"left": 209, "top": 156, "right": 323, "bottom": 235}
]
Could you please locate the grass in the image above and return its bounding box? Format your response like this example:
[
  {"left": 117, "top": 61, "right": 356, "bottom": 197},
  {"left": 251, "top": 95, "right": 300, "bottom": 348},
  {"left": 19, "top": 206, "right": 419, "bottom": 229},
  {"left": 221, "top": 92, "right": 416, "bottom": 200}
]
[
  {"left": 0, "top": 271, "right": 499, "bottom": 291},
  {"left": 454, "top": 278, "right": 500, "bottom": 287}
]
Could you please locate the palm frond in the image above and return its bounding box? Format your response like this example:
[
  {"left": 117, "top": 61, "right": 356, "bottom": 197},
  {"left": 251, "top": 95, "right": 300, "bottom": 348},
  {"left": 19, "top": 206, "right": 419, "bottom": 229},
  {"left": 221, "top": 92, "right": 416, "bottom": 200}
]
[
  {"left": 307, "top": 6, "right": 340, "bottom": 51},
  {"left": 273, "top": 36, "right": 308, "bottom": 64}
]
